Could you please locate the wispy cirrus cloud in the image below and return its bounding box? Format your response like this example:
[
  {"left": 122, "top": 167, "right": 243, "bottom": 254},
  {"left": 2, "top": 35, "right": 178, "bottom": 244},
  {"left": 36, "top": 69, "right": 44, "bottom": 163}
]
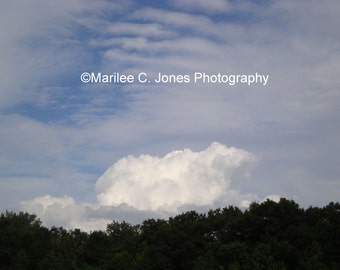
[{"left": 168, "top": 0, "right": 232, "bottom": 13}]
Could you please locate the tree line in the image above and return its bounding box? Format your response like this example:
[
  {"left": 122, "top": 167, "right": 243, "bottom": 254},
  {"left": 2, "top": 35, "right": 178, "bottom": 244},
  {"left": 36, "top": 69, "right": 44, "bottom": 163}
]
[{"left": 1, "top": 198, "right": 339, "bottom": 269}]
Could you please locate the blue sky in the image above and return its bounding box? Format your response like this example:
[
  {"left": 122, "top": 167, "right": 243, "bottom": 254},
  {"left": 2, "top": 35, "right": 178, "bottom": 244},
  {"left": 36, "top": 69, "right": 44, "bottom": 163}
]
[{"left": 1, "top": 0, "right": 340, "bottom": 231}]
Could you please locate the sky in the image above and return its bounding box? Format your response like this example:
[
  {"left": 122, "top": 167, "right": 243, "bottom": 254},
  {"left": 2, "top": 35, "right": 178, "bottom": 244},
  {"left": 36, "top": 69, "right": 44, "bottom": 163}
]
[{"left": 1, "top": 0, "right": 340, "bottom": 231}]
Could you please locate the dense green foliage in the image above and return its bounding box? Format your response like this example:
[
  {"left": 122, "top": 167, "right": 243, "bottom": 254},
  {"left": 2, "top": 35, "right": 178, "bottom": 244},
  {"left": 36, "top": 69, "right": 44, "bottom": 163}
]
[{"left": 1, "top": 198, "right": 339, "bottom": 269}]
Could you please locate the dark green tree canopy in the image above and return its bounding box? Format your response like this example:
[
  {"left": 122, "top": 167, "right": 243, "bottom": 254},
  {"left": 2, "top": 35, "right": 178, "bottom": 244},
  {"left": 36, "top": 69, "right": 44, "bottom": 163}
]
[{"left": 1, "top": 199, "right": 339, "bottom": 269}]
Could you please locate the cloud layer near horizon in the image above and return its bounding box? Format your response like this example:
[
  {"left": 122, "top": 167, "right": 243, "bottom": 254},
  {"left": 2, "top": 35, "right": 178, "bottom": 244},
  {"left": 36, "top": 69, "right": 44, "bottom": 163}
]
[{"left": 15, "top": 142, "right": 276, "bottom": 231}]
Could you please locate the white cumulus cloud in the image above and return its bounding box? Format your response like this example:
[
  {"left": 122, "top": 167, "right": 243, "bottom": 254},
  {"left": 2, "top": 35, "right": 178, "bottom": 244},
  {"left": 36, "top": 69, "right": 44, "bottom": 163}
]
[
  {"left": 14, "top": 143, "right": 285, "bottom": 231},
  {"left": 95, "top": 142, "right": 259, "bottom": 212}
]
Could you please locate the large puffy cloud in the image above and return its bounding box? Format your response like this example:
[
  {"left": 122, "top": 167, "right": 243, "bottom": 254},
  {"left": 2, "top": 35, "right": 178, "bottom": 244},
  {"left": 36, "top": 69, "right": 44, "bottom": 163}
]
[
  {"left": 14, "top": 142, "right": 281, "bottom": 231},
  {"left": 96, "top": 142, "right": 259, "bottom": 212}
]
